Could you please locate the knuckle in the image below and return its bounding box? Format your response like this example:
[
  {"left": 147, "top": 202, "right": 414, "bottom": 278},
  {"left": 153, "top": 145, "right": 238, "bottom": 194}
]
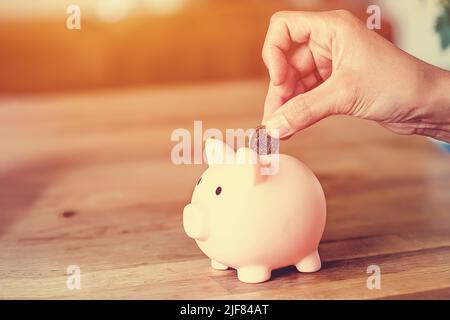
[
  {"left": 270, "top": 11, "right": 285, "bottom": 23},
  {"left": 269, "top": 10, "right": 293, "bottom": 24},
  {"left": 261, "top": 43, "right": 273, "bottom": 66}
]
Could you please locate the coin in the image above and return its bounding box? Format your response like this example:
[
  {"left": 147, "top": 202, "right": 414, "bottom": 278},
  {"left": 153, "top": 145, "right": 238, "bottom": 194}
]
[{"left": 249, "top": 125, "right": 279, "bottom": 155}]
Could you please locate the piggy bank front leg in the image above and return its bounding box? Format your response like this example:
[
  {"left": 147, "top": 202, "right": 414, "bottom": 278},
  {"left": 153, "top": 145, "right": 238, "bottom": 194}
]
[
  {"left": 237, "top": 266, "right": 271, "bottom": 284},
  {"left": 211, "top": 260, "right": 229, "bottom": 270},
  {"left": 295, "top": 250, "right": 321, "bottom": 273}
]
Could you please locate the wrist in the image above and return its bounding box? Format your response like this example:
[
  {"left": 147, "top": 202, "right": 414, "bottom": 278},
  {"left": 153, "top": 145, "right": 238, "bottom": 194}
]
[{"left": 416, "top": 64, "right": 450, "bottom": 127}]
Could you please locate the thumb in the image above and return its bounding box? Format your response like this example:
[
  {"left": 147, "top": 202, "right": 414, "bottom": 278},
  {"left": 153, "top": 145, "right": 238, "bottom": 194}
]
[{"left": 265, "top": 75, "right": 344, "bottom": 139}]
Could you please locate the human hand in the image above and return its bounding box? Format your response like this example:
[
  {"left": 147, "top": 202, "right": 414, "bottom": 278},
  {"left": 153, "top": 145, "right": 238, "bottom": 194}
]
[{"left": 262, "top": 10, "right": 450, "bottom": 143}]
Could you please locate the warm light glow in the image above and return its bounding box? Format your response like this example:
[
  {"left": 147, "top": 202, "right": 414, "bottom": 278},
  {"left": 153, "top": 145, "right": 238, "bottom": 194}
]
[
  {"left": 0, "top": 0, "right": 187, "bottom": 20},
  {"left": 144, "top": 0, "right": 186, "bottom": 15},
  {"left": 95, "top": 0, "right": 133, "bottom": 23}
]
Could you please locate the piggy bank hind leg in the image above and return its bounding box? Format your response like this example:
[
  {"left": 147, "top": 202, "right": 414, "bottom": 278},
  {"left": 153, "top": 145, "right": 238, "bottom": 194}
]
[
  {"left": 237, "top": 266, "right": 271, "bottom": 284},
  {"left": 211, "top": 260, "right": 229, "bottom": 270},
  {"left": 295, "top": 250, "right": 321, "bottom": 273}
]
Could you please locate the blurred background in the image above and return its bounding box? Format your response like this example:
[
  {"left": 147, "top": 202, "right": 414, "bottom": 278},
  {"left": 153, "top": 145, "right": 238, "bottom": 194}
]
[
  {"left": 0, "top": 0, "right": 396, "bottom": 94},
  {"left": 0, "top": 0, "right": 448, "bottom": 94}
]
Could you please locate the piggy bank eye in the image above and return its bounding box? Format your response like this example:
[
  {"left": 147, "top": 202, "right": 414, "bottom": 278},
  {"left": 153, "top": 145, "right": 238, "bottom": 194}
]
[
  {"left": 215, "top": 186, "right": 222, "bottom": 196},
  {"left": 196, "top": 177, "right": 202, "bottom": 185}
]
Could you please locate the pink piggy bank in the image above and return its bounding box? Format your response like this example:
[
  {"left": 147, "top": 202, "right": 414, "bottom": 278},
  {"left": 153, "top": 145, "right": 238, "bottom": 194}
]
[{"left": 183, "top": 139, "right": 326, "bottom": 283}]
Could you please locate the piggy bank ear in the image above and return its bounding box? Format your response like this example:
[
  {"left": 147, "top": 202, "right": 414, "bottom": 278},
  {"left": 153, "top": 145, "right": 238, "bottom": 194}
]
[
  {"left": 205, "top": 139, "right": 235, "bottom": 165},
  {"left": 236, "top": 147, "right": 269, "bottom": 185}
]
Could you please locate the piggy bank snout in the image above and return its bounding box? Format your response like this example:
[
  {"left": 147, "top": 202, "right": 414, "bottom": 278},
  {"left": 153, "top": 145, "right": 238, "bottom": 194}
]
[{"left": 183, "top": 203, "right": 209, "bottom": 241}]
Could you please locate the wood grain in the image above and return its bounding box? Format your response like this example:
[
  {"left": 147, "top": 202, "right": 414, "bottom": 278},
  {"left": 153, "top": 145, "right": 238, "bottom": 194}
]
[{"left": 0, "top": 80, "right": 449, "bottom": 299}]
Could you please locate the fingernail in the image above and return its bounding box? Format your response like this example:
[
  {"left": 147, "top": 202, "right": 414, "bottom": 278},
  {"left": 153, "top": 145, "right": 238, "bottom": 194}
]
[{"left": 265, "top": 114, "right": 292, "bottom": 138}]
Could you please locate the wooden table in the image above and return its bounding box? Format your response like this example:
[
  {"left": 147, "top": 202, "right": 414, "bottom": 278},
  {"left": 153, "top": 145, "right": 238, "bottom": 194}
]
[{"left": 0, "top": 80, "right": 449, "bottom": 299}]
